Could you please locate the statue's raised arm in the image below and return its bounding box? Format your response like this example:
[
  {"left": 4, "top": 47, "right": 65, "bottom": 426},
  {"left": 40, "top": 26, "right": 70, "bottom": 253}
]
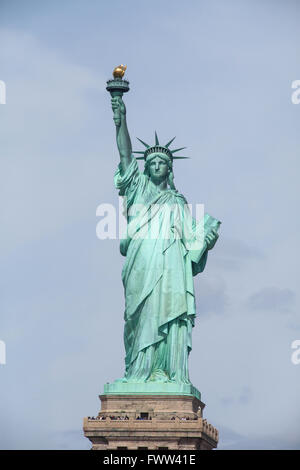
[
  {"left": 111, "top": 96, "right": 133, "bottom": 174},
  {"left": 106, "top": 65, "right": 133, "bottom": 174}
]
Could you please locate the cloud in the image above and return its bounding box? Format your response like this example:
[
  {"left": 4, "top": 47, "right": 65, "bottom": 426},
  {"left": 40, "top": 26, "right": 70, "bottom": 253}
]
[
  {"left": 0, "top": 28, "right": 104, "bottom": 143},
  {"left": 217, "top": 425, "right": 300, "bottom": 450},
  {"left": 47, "top": 430, "right": 90, "bottom": 450},
  {"left": 221, "top": 386, "right": 252, "bottom": 407},
  {"left": 0, "top": 28, "right": 111, "bottom": 255},
  {"left": 211, "top": 237, "right": 265, "bottom": 271},
  {"left": 247, "top": 287, "right": 296, "bottom": 313}
]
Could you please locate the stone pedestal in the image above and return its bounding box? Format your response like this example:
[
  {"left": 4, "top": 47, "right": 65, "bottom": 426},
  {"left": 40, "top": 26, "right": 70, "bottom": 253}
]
[{"left": 83, "top": 394, "right": 218, "bottom": 450}]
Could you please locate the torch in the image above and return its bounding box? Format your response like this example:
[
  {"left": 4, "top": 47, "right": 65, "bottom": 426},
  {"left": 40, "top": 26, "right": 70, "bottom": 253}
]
[{"left": 106, "top": 65, "right": 130, "bottom": 126}]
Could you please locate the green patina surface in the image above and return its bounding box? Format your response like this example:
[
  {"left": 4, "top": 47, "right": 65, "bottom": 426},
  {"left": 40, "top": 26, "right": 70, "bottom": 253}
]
[
  {"left": 104, "top": 382, "right": 201, "bottom": 400},
  {"left": 105, "top": 73, "right": 220, "bottom": 399}
]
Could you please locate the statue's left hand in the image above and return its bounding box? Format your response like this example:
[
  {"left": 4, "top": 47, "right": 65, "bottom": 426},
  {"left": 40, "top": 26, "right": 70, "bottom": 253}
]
[{"left": 205, "top": 229, "right": 219, "bottom": 250}]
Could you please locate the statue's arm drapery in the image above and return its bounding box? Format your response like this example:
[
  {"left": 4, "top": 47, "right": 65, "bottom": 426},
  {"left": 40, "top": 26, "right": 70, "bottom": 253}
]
[
  {"left": 114, "top": 157, "right": 144, "bottom": 202},
  {"left": 114, "top": 158, "right": 147, "bottom": 256}
]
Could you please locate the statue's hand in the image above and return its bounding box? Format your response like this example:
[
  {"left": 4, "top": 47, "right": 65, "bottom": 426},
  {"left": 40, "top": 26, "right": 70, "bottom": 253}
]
[
  {"left": 111, "top": 96, "right": 126, "bottom": 126},
  {"left": 111, "top": 96, "right": 126, "bottom": 114},
  {"left": 205, "top": 229, "right": 219, "bottom": 250}
]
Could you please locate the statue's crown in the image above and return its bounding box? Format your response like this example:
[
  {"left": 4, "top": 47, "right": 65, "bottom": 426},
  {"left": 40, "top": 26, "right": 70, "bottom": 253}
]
[{"left": 133, "top": 132, "right": 188, "bottom": 162}]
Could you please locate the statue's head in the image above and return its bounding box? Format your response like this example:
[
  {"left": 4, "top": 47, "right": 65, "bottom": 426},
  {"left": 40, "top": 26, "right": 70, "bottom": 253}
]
[
  {"left": 144, "top": 153, "right": 172, "bottom": 183},
  {"left": 133, "top": 132, "right": 188, "bottom": 190}
]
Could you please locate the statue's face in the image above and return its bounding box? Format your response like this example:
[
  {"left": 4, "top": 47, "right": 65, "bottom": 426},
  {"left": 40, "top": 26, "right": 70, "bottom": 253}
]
[{"left": 148, "top": 155, "right": 169, "bottom": 182}]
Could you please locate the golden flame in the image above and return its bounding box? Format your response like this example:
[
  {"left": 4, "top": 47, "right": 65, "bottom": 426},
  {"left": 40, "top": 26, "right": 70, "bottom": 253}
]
[{"left": 113, "top": 64, "right": 127, "bottom": 79}]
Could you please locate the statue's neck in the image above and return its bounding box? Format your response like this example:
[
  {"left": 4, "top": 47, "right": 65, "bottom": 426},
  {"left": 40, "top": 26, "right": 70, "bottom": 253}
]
[{"left": 150, "top": 177, "right": 168, "bottom": 191}]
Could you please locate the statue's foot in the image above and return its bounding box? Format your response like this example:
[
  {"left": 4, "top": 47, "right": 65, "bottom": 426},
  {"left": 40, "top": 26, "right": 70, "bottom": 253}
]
[
  {"left": 169, "top": 378, "right": 192, "bottom": 385},
  {"left": 114, "top": 377, "right": 147, "bottom": 384},
  {"left": 113, "top": 377, "right": 128, "bottom": 383},
  {"left": 147, "top": 369, "right": 170, "bottom": 383}
]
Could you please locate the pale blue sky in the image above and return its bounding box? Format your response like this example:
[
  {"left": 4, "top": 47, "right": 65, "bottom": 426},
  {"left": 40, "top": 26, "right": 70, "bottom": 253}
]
[{"left": 0, "top": 0, "right": 300, "bottom": 449}]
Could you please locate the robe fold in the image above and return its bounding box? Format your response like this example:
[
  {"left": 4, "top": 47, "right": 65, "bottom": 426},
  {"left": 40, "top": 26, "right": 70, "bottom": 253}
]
[{"left": 114, "top": 158, "right": 220, "bottom": 383}]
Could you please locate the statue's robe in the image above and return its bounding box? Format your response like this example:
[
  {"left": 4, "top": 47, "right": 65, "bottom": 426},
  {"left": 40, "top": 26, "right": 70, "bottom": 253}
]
[{"left": 114, "top": 158, "right": 220, "bottom": 383}]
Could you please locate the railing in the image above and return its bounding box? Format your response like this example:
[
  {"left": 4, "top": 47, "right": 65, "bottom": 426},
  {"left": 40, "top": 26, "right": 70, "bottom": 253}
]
[{"left": 84, "top": 416, "right": 219, "bottom": 441}]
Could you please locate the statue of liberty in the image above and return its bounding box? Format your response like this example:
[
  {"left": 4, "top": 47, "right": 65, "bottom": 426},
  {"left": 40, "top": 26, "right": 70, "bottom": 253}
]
[{"left": 105, "top": 68, "right": 220, "bottom": 397}]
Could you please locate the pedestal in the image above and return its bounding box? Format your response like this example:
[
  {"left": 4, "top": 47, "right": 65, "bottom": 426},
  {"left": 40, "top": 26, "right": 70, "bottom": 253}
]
[
  {"left": 104, "top": 381, "right": 201, "bottom": 400},
  {"left": 83, "top": 394, "right": 218, "bottom": 450}
]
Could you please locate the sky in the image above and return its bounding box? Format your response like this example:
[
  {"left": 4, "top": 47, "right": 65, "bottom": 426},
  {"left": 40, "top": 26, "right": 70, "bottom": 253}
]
[{"left": 0, "top": 0, "right": 300, "bottom": 450}]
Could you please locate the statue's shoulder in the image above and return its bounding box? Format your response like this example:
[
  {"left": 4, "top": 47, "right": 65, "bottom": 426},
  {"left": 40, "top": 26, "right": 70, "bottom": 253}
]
[
  {"left": 115, "top": 158, "right": 148, "bottom": 195},
  {"left": 171, "top": 190, "right": 188, "bottom": 205}
]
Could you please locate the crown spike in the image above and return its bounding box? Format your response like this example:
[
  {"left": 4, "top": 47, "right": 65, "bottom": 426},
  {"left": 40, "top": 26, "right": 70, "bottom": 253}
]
[
  {"left": 136, "top": 137, "right": 150, "bottom": 148},
  {"left": 165, "top": 136, "right": 176, "bottom": 148},
  {"left": 132, "top": 151, "right": 145, "bottom": 154},
  {"left": 171, "top": 147, "right": 187, "bottom": 154},
  {"left": 172, "top": 156, "right": 189, "bottom": 159},
  {"left": 155, "top": 131, "right": 159, "bottom": 146}
]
